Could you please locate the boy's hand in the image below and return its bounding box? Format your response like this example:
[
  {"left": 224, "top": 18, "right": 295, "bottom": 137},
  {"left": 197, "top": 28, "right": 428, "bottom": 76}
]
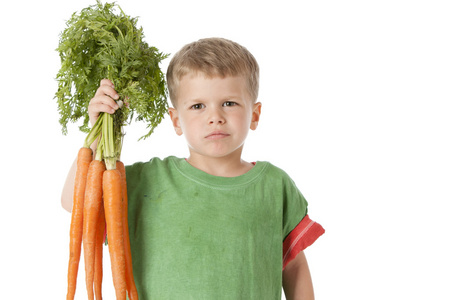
[{"left": 88, "top": 79, "right": 120, "bottom": 126}]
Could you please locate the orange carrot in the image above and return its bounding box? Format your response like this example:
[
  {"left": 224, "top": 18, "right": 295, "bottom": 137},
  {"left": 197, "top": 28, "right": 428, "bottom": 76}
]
[
  {"left": 82, "top": 160, "right": 106, "bottom": 300},
  {"left": 67, "top": 147, "right": 93, "bottom": 300},
  {"left": 117, "top": 161, "right": 139, "bottom": 299},
  {"left": 103, "top": 169, "right": 127, "bottom": 300},
  {"left": 94, "top": 204, "right": 106, "bottom": 300}
]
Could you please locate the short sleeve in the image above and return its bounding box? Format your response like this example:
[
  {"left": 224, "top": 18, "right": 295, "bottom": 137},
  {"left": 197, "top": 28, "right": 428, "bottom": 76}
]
[
  {"left": 282, "top": 177, "right": 324, "bottom": 270},
  {"left": 282, "top": 215, "right": 324, "bottom": 269}
]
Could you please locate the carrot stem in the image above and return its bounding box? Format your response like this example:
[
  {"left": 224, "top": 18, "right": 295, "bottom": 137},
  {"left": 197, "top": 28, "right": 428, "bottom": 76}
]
[
  {"left": 84, "top": 113, "right": 104, "bottom": 149},
  {"left": 103, "top": 113, "right": 116, "bottom": 170}
]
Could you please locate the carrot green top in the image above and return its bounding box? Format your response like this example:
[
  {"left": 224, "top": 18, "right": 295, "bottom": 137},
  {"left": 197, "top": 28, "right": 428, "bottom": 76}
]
[{"left": 55, "top": 1, "right": 168, "bottom": 167}]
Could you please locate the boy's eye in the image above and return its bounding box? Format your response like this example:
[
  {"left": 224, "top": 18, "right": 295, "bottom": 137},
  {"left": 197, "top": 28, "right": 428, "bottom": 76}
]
[
  {"left": 191, "top": 103, "right": 205, "bottom": 110},
  {"left": 223, "top": 101, "right": 237, "bottom": 107}
]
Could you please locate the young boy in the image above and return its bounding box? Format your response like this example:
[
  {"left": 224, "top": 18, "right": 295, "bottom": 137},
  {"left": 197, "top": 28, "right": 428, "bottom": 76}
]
[{"left": 62, "top": 37, "right": 324, "bottom": 300}]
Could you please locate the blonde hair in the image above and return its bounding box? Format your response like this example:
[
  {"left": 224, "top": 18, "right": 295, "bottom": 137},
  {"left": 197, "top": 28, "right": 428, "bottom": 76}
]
[{"left": 166, "top": 37, "right": 259, "bottom": 106}]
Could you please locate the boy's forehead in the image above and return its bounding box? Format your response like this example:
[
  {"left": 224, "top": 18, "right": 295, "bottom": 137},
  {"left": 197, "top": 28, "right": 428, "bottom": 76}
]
[
  {"left": 178, "top": 73, "right": 246, "bottom": 91},
  {"left": 180, "top": 70, "right": 225, "bottom": 81},
  {"left": 176, "top": 74, "right": 252, "bottom": 104},
  {"left": 179, "top": 70, "right": 249, "bottom": 83}
]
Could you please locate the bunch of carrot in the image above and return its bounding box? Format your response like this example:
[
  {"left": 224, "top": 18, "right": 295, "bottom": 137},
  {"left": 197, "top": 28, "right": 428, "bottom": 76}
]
[
  {"left": 66, "top": 112, "right": 138, "bottom": 300},
  {"left": 55, "top": 2, "right": 168, "bottom": 298}
]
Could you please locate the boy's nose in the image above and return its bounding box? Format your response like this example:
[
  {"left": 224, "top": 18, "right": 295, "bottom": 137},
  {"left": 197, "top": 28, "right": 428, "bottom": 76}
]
[{"left": 208, "top": 109, "right": 225, "bottom": 125}]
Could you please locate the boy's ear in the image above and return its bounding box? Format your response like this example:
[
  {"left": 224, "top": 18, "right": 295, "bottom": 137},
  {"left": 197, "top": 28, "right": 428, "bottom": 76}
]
[
  {"left": 250, "top": 102, "right": 262, "bottom": 130},
  {"left": 169, "top": 107, "right": 183, "bottom": 136}
]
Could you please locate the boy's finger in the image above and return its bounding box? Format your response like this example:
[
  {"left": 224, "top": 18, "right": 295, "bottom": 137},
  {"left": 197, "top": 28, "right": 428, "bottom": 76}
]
[
  {"left": 91, "top": 95, "right": 119, "bottom": 111},
  {"left": 88, "top": 103, "right": 116, "bottom": 121},
  {"left": 94, "top": 85, "right": 119, "bottom": 100},
  {"left": 91, "top": 102, "right": 117, "bottom": 115},
  {"left": 100, "top": 78, "right": 114, "bottom": 87}
]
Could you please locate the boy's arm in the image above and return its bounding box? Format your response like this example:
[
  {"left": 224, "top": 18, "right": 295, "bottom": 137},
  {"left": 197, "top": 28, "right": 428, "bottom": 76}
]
[
  {"left": 282, "top": 251, "right": 315, "bottom": 300},
  {"left": 61, "top": 157, "right": 77, "bottom": 212},
  {"left": 60, "top": 79, "right": 119, "bottom": 212}
]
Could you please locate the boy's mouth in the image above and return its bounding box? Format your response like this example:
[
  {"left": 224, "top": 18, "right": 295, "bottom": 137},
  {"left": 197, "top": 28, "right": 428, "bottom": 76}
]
[{"left": 205, "top": 131, "right": 230, "bottom": 140}]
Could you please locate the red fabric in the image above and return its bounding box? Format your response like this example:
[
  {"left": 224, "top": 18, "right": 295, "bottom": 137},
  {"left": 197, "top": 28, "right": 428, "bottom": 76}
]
[{"left": 282, "top": 215, "right": 325, "bottom": 270}]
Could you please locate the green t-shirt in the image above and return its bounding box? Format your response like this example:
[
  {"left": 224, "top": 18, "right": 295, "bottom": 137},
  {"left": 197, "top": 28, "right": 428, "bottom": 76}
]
[{"left": 125, "top": 156, "right": 309, "bottom": 300}]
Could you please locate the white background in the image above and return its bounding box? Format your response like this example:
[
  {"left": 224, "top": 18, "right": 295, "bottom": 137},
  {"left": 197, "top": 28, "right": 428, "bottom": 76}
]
[{"left": 1, "top": 0, "right": 449, "bottom": 299}]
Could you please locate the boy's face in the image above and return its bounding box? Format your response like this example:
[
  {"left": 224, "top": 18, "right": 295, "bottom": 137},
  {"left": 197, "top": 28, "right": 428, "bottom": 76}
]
[{"left": 169, "top": 73, "right": 261, "bottom": 162}]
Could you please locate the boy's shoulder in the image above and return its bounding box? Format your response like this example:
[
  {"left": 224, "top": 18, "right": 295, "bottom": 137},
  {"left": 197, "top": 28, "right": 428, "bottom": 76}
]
[
  {"left": 126, "top": 156, "right": 181, "bottom": 172},
  {"left": 125, "top": 156, "right": 181, "bottom": 190},
  {"left": 257, "top": 161, "right": 293, "bottom": 179},
  {"left": 126, "top": 156, "right": 179, "bottom": 169}
]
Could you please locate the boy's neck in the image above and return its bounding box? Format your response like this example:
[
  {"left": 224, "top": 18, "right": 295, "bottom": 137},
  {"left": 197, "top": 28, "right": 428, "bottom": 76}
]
[{"left": 186, "top": 153, "right": 254, "bottom": 177}]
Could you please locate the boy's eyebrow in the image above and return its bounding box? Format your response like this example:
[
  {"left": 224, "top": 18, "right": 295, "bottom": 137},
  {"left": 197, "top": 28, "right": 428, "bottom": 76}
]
[
  {"left": 180, "top": 98, "right": 204, "bottom": 105},
  {"left": 182, "top": 94, "right": 244, "bottom": 104}
]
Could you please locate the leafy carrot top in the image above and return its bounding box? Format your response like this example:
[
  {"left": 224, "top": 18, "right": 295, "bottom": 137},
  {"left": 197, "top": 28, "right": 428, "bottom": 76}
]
[{"left": 55, "top": 0, "right": 168, "bottom": 141}]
